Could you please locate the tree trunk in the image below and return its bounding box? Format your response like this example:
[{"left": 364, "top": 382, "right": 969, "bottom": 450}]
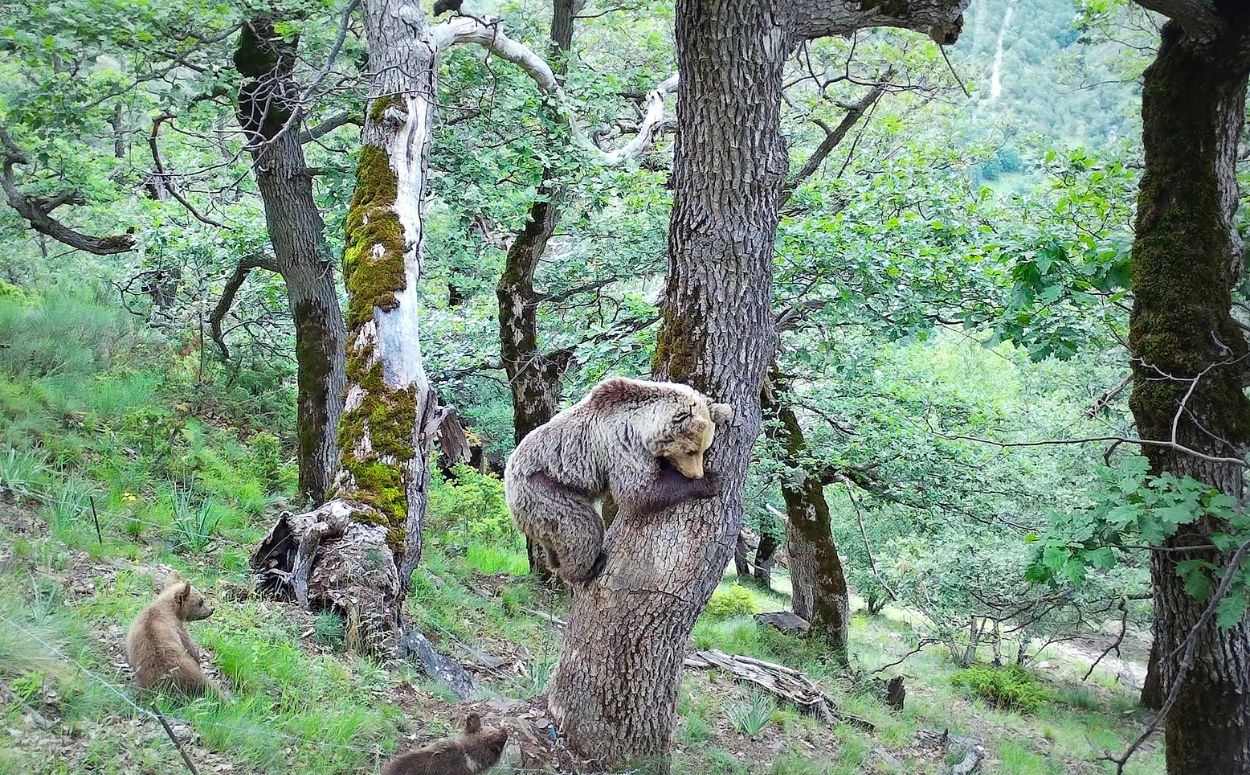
[
  {"left": 496, "top": 0, "right": 584, "bottom": 580},
  {"left": 546, "top": 1, "right": 788, "bottom": 766},
  {"left": 1141, "top": 634, "right": 1163, "bottom": 710},
  {"left": 332, "top": 0, "right": 451, "bottom": 596},
  {"left": 762, "top": 375, "right": 849, "bottom": 658},
  {"left": 235, "top": 19, "right": 347, "bottom": 504},
  {"left": 250, "top": 0, "right": 450, "bottom": 647},
  {"left": 1127, "top": 17, "right": 1250, "bottom": 774},
  {"left": 753, "top": 530, "right": 779, "bottom": 588},
  {"left": 543, "top": 2, "right": 966, "bottom": 765}
]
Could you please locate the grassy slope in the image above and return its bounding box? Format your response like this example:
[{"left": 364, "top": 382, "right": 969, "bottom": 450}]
[{"left": 0, "top": 297, "right": 1164, "bottom": 774}]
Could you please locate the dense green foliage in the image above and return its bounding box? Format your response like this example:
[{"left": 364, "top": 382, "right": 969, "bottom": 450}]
[{"left": 1, "top": 0, "right": 1246, "bottom": 771}]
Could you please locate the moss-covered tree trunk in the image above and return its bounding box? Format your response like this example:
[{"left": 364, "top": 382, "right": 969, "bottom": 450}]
[
  {"left": 1126, "top": 12, "right": 1250, "bottom": 773},
  {"left": 234, "top": 19, "right": 346, "bottom": 505},
  {"left": 332, "top": 0, "right": 450, "bottom": 594},
  {"left": 496, "top": 0, "right": 584, "bottom": 581},
  {"left": 762, "top": 374, "right": 849, "bottom": 659},
  {"left": 545, "top": 2, "right": 964, "bottom": 767},
  {"left": 252, "top": 0, "right": 451, "bottom": 649}
]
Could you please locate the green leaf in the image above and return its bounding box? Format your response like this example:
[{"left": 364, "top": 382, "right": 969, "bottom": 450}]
[{"left": 1216, "top": 589, "right": 1248, "bottom": 630}]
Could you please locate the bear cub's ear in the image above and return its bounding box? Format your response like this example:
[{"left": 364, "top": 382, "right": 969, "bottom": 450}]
[
  {"left": 709, "top": 402, "right": 734, "bottom": 426},
  {"left": 464, "top": 713, "right": 482, "bottom": 734}
]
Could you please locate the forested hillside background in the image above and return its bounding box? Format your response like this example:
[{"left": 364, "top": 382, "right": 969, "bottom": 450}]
[{"left": 0, "top": 0, "right": 1245, "bottom": 772}]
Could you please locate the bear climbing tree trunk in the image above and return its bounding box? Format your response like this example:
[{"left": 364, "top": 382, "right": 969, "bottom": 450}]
[
  {"left": 545, "top": 0, "right": 966, "bottom": 767},
  {"left": 251, "top": 2, "right": 683, "bottom": 649}
]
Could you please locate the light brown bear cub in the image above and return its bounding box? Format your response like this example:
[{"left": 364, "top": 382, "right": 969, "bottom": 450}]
[
  {"left": 124, "top": 577, "right": 224, "bottom": 699},
  {"left": 382, "top": 713, "right": 508, "bottom": 775},
  {"left": 505, "top": 376, "right": 734, "bottom": 583}
]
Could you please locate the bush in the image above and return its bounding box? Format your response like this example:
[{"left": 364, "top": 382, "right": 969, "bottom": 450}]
[
  {"left": 727, "top": 691, "right": 774, "bottom": 737},
  {"left": 704, "top": 584, "right": 759, "bottom": 620},
  {"left": 952, "top": 663, "right": 1050, "bottom": 712}
]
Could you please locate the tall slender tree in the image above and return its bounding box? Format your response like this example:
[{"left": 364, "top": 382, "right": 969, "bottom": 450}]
[
  {"left": 497, "top": 0, "right": 584, "bottom": 581},
  {"left": 232, "top": 18, "right": 348, "bottom": 505},
  {"left": 1125, "top": 2, "right": 1250, "bottom": 771},
  {"left": 546, "top": 0, "right": 966, "bottom": 765}
]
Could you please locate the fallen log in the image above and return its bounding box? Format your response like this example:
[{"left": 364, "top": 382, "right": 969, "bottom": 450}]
[
  {"left": 683, "top": 649, "right": 873, "bottom": 730},
  {"left": 399, "top": 629, "right": 481, "bottom": 701}
]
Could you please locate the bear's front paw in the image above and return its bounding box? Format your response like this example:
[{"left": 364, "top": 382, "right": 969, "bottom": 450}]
[
  {"left": 692, "top": 470, "right": 722, "bottom": 499},
  {"left": 584, "top": 549, "right": 609, "bottom": 581}
]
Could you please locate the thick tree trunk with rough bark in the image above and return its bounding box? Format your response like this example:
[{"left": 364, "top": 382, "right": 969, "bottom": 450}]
[
  {"left": 762, "top": 375, "right": 849, "bottom": 658},
  {"left": 544, "top": 1, "right": 966, "bottom": 766},
  {"left": 1126, "top": 13, "right": 1250, "bottom": 774},
  {"left": 235, "top": 19, "right": 347, "bottom": 505},
  {"left": 496, "top": 0, "right": 584, "bottom": 580},
  {"left": 548, "top": 1, "right": 788, "bottom": 762}
]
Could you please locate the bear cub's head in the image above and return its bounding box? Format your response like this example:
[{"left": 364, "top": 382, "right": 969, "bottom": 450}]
[
  {"left": 460, "top": 713, "right": 508, "bottom": 770},
  {"left": 167, "top": 580, "right": 214, "bottom": 622},
  {"left": 647, "top": 396, "right": 734, "bottom": 480}
]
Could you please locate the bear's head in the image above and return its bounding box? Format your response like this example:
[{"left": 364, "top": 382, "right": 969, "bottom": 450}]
[
  {"left": 647, "top": 397, "right": 734, "bottom": 480},
  {"left": 172, "top": 581, "right": 214, "bottom": 622},
  {"left": 461, "top": 713, "right": 508, "bottom": 772}
]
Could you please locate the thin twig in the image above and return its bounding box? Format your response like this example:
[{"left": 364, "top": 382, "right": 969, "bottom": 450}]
[{"left": 152, "top": 704, "right": 200, "bottom": 775}]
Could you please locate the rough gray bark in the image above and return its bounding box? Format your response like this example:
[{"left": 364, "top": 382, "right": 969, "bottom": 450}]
[
  {"left": 235, "top": 18, "right": 347, "bottom": 505},
  {"left": 545, "top": 1, "right": 966, "bottom": 766},
  {"left": 1125, "top": 6, "right": 1250, "bottom": 772}
]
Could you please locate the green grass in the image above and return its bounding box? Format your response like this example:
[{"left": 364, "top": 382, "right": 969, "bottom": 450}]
[
  {"left": 0, "top": 294, "right": 1169, "bottom": 775},
  {"left": 464, "top": 541, "right": 528, "bottom": 575}
]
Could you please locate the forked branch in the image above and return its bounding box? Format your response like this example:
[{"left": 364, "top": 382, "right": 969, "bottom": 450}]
[{"left": 429, "top": 16, "right": 676, "bottom": 166}]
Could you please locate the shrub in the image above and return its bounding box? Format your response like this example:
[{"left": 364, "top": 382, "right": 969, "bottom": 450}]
[
  {"left": 952, "top": 663, "right": 1049, "bottom": 712},
  {"left": 169, "top": 488, "right": 223, "bottom": 553},
  {"left": 313, "top": 611, "right": 346, "bottom": 649},
  {"left": 0, "top": 447, "right": 49, "bottom": 499},
  {"left": 727, "top": 691, "right": 774, "bottom": 737},
  {"left": 704, "top": 584, "right": 758, "bottom": 620}
]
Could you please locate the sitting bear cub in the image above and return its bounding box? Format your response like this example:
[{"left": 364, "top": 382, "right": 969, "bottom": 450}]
[
  {"left": 125, "top": 575, "right": 225, "bottom": 699},
  {"left": 504, "top": 376, "right": 734, "bottom": 583}
]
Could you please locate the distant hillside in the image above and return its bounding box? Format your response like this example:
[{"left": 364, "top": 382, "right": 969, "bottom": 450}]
[{"left": 953, "top": 0, "right": 1145, "bottom": 150}]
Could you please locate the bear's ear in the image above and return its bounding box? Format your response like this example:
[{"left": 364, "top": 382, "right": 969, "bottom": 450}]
[
  {"left": 175, "top": 581, "right": 191, "bottom": 606},
  {"left": 464, "top": 713, "right": 482, "bottom": 734},
  {"left": 709, "top": 402, "right": 734, "bottom": 426}
]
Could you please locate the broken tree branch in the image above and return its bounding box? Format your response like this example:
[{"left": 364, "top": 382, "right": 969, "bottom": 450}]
[
  {"left": 148, "top": 114, "right": 227, "bottom": 229},
  {"left": 208, "top": 253, "right": 277, "bottom": 361},
  {"left": 429, "top": 16, "right": 676, "bottom": 166},
  {"left": 0, "top": 127, "right": 136, "bottom": 254},
  {"left": 683, "top": 649, "right": 873, "bottom": 730}
]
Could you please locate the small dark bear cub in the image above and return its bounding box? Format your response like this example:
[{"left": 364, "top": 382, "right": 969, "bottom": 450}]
[{"left": 382, "top": 713, "right": 508, "bottom": 775}]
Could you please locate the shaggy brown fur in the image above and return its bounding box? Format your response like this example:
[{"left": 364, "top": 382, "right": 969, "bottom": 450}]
[
  {"left": 124, "top": 578, "right": 223, "bottom": 699},
  {"left": 504, "top": 377, "right": 734, "bottom": 583},
  {"left": 382, "top": 713, "right": 508, "bottom": 775}
]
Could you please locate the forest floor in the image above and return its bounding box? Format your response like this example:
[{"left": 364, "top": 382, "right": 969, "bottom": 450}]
[
  {"left": 0, "top": 297, "right": 1166, "bottom": 774},
  {"left": 0, "top": 491, "right": 1165, "bottom": 775}
]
